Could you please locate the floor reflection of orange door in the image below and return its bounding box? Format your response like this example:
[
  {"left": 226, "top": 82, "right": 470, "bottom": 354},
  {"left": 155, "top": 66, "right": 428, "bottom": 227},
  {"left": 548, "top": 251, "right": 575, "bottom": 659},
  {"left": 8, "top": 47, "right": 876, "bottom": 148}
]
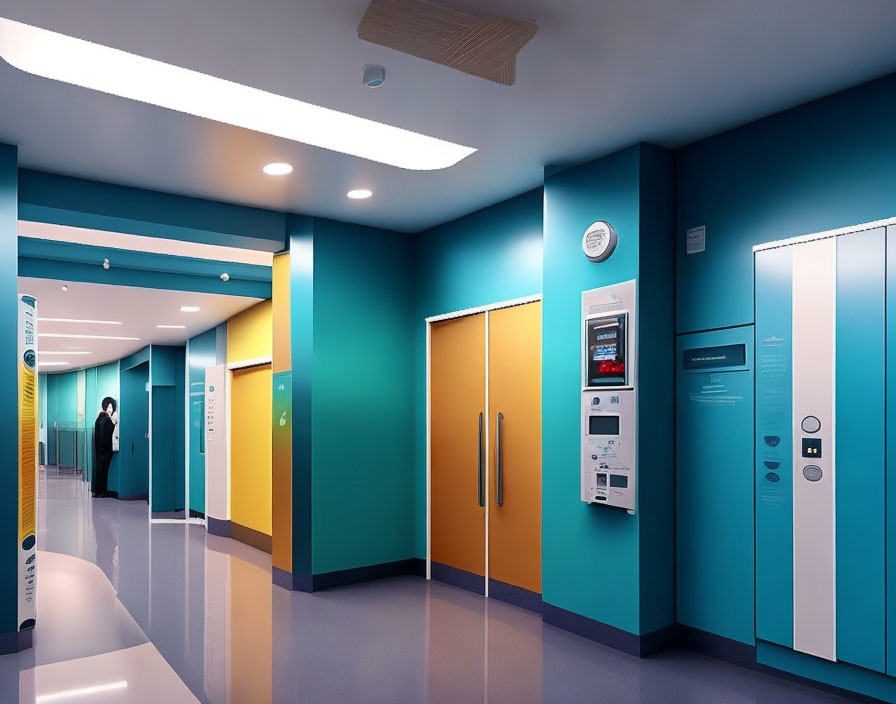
[
  {"left": 430, "top": 314, "right": 486, "bottom": 588},
  {"left": 429, "top": 301, "right": 542, "bottom": 603},
  {"left": 488, "top": 302, "right": 542, "bottom": 598}
]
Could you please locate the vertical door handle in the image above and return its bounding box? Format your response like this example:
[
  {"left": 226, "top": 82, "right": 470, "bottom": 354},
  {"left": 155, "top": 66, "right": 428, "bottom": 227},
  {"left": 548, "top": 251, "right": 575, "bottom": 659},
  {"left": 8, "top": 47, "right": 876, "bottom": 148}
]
[
  {"left": 496, "top": 412, "right": 504, "bottom": 507},
  {"left": 477, "top": 413, "right": 485, "bottom": 507}
]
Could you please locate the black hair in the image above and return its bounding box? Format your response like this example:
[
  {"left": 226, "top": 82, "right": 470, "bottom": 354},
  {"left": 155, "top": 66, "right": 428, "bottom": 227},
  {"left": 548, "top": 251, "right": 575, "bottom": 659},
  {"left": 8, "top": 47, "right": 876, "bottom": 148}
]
[{"left": 102, "top": 397, "right": 117, "bottom": 412}]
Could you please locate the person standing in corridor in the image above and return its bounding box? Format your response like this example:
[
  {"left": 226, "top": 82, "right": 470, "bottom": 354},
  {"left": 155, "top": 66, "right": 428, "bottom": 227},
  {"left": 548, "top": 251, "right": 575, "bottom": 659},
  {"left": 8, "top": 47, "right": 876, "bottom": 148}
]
[{"left": 92, "top": 397, "right": 116, "bottom": 498}]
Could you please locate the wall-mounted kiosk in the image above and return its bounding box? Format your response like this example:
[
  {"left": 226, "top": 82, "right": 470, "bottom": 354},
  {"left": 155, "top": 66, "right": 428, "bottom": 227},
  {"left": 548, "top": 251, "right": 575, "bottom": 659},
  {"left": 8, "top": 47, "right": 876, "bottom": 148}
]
[
  {"left": 205, "top": 365, "right": 230, "bottom": 535},
  {"left": 581, "top": 280, "right": 636, "bottom": 513}
]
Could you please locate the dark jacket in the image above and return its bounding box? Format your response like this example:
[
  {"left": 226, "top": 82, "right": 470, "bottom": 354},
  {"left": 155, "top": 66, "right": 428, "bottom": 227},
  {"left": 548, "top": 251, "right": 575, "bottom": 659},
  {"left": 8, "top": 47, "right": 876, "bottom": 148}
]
[{"left": 94, "top": 412, "right": 115, "bottom": 458}]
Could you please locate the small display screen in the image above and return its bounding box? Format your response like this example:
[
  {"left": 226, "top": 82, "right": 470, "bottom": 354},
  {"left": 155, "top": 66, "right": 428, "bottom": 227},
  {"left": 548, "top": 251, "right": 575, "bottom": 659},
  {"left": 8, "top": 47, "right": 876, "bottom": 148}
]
[
  {"left": 589, "top": 415, "right": 620, "bottom": 435},
  {"left": 587, "top": 315, "right": 626, "bottom": 386},
  {"left": 610, "top": 475, "right": 628, "bottom": 488},
  {"left": 802, "top": 437, "right": 822, "bottom": 458}
]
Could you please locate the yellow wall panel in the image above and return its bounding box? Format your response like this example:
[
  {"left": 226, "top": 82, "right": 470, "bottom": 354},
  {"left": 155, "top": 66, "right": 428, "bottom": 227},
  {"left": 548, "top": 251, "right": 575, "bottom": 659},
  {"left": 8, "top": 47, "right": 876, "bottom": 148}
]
[
  {"left": 272, "top": 253, "right": 291, "bottom": 374},
  {"left": 227, "top": 300, "right": 273, "bottom": 363},
  {"left": 230, "top": 365, "right": 273, "bottom": 537}
]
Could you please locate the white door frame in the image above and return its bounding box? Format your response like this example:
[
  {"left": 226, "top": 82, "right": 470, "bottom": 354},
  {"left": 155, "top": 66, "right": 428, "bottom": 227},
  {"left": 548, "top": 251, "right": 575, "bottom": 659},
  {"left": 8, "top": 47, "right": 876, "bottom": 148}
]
[{"left": 425, "top": 294, "right": 541, "bottom": 596}]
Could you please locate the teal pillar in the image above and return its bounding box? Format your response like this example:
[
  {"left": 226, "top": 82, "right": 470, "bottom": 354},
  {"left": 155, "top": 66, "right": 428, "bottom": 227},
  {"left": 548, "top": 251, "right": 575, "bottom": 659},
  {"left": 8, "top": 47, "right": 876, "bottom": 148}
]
[{"left": 0, "top": 144, "right": 29, "bottom": 653}]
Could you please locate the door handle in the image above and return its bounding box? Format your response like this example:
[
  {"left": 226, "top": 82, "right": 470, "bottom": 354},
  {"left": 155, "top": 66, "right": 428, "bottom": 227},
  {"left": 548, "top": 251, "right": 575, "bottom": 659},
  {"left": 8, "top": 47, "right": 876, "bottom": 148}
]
[
  {"left": 477, "top": 412, "right": 485, "bottom": 508},
  {"left": 496, "top": 412, "right": 504, "bottom": 508}
]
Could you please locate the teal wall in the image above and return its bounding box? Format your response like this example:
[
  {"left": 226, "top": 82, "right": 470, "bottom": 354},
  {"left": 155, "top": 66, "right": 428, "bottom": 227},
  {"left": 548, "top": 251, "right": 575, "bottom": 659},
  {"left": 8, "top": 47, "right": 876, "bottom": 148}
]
[
  {"left": 186, "top": 326, "right": 224, "bottom": 516},
  {"left": 288, "top": 215, "right": 313, "bottom": 578},
  {"left": 677, "top": 72, "right": 896, "bottom": 335},
  {"left": 543, "top": 145, "right": 664, "bottom": 635},
  {"left": 310, "top": 218, "right": 416, "bottom": 574},
  {"left": 148, "top": 346, "right": 186, "bottom": 512},
  {"left": 540, "top": 145, "right": 677, "bottom": 636},
  {"left": 0, "top": 144, "right": 17, "bottom": 635},
  {"left": 119, "top": 361, "right": 150, "bottom": 500},
  {"left": 675, "top": 71, "right": 896, "bottom": 655},
  {"left": 411, "top": 188, "right": 543, "bottom": 556}
]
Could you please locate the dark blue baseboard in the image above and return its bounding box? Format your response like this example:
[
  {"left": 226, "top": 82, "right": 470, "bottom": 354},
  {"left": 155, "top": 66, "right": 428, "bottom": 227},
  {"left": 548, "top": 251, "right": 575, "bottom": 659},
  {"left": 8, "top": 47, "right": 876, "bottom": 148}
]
[
  {"left": 273, "top": 559, "right": 425, "bottom": 592},
  {"left": 313, "top": 558, "right": 425, "bottom": 591},
  {"left": 0, "top": 627, "right": 33, "bottom": 655},
  {"left": 542, "top": 603, "right": 676, "bottom": 657},
  {"left": 430, "top": 562, "right": 485, "bottom": 595},
  {"left": 488, "top": 578, "right": 542, "bottom": 614},
  {"left": 116, "top": 492, "right": 148, "bottom": 502},
  {"left": 677, "top": 624, "right": 757, "bottom": 669},
  {"left": 207, "top": 517, "right": 231, "bottom": 538}
]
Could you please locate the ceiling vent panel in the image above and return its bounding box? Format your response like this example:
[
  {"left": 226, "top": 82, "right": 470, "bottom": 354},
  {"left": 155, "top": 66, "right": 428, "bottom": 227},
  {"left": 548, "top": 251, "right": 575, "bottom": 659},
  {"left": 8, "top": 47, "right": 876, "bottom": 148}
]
[{"left": 358, "top": 0, "right": 537, "bottom": 86}]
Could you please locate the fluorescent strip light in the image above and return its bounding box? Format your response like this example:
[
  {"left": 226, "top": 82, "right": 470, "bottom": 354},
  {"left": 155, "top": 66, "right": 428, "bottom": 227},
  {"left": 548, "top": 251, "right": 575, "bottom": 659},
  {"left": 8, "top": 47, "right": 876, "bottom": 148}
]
[
  {"left": 179, "top": 306, "right": 200, "bottom": 313},
  {"left": 39, "top": 317, "right": 122, "bottom": 325},
  {"left": 0, "top": 17, "right": 477, "bottom": 170},
  {"left": 39, "top": 351, "right": 91, "bottom": 355},
  {"left": 157, "top": 324, "right": 186, "bottom": 329},
  {"left": 39, "top": 333, "right": 139, "bottom": 341},
  {"left": 36, "top": 681, "right": 128, "bottom": 702}
]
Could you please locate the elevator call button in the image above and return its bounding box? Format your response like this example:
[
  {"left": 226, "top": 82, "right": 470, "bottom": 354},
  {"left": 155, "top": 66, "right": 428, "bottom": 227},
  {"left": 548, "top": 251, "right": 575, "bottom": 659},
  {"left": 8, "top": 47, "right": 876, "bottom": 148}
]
[{"left": 801, "top": 415, "right": 821, "bottom": 433}]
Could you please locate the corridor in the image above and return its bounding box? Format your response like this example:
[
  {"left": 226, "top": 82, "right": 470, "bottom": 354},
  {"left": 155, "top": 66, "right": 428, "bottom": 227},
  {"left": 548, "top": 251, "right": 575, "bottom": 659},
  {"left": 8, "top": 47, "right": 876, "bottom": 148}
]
[{"left": 0, "top": 469, "right": 858, "bottom": 703}]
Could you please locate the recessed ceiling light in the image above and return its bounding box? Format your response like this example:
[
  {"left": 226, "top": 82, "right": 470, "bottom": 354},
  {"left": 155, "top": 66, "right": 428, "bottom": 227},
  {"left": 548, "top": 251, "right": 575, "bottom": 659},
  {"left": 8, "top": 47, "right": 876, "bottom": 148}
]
[
  {"left": 38, "top": 361, "right": 69, "bottom": 367},
  {"left": 157, "top": 324, "right": 186, "bottom": 329},
  {"left": 39, "top": 318, "right": 122, "bottom": 325},
  {"left": 180, "top": 306, "right": 200, "bottom": 313},
  {"left": 0, "top": 17, "right": 476, "bottom": 170},
  {"left": 60, "top": 285, "right": 68, "bottom": 292},
  {"left": 39, "top": 351, "right": 90, "bottom": 355},
  {"left": 39, "top": 333, "right": 140, "bottom": 341},
  {"left": 347, "top": 189, "right": 373, "bottom": 200},
  {"left": 263, "top": 162, "right": 293, "bottom": 176}
]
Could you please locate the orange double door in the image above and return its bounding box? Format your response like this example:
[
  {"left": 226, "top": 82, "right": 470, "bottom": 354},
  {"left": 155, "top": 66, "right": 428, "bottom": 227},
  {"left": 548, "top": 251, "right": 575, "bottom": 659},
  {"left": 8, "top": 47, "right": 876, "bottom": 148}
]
[{"left": 430, "top": 301, "right": 542, "bottom": 602}]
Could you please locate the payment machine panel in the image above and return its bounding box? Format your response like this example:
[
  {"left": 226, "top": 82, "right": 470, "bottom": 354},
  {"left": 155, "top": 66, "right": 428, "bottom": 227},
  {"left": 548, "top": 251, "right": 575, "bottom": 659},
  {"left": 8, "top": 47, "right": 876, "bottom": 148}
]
[
  {"left": 581, "top": 280, "right": 637, "bottom": 513},
  {"left": 580, "top": 390, "right": 635, "bottom": 510}
]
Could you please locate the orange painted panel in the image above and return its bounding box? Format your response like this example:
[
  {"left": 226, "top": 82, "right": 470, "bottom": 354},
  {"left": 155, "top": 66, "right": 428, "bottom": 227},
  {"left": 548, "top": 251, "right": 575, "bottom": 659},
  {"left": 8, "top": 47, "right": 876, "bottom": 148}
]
[
  {"left": 488, "top": 302, "right": 542, "bottom": 593},
  {"left": 430, "top": 314, "right": 486, "bottom": 576}
]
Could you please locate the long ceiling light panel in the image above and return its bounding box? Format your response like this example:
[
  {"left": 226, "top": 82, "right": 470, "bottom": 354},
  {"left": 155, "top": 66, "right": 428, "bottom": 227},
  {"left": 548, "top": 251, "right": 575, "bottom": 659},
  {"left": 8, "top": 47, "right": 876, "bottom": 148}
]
[{"left": 0, "top": 17, "right": 477, "bottom": 170}]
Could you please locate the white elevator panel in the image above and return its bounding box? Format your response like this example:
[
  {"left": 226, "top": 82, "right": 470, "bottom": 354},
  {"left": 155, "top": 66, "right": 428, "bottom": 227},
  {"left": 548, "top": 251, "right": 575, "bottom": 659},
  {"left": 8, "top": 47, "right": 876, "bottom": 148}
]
[
  {"left": 205, "top": 365, "right": 230, "bottom": 525},
  {"left": 791, "top": 237, "right": 836, "bottom": 662}
]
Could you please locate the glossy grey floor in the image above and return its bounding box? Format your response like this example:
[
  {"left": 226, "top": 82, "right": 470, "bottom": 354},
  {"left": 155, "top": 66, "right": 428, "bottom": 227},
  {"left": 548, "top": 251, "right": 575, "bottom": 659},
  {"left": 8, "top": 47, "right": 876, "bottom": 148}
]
[{"left": 0, "top": 470, "right": 864, "bottom": 703}]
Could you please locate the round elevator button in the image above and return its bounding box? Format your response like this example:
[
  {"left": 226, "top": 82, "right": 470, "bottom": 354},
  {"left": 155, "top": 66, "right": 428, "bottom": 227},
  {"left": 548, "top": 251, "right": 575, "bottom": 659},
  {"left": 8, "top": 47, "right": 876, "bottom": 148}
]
[
  {"left": 801, "top": 415, "right": 821, "bottom": 433},
  {"left": 803, "top": 465, "right": 823, "bottom": 482}
]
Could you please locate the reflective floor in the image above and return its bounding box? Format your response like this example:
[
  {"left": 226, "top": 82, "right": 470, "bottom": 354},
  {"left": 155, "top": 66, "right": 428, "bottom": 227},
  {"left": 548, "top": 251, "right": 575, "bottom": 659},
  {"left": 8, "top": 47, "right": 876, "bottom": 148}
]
[{"left": 0, "top": 469, "right": 864, "bottom": 703}]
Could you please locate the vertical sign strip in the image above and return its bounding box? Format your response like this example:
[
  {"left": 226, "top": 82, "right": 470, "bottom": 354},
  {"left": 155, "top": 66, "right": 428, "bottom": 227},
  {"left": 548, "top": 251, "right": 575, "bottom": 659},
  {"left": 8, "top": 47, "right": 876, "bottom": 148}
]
[
  {"left": 792, "top": 237, "right": 836, "bottom": 661},
  {"left": 18, "top": 294, "right": 37, "bottom": 631},
  {"left": 755, "top": 246, "right": 794, "bottom": 647}
]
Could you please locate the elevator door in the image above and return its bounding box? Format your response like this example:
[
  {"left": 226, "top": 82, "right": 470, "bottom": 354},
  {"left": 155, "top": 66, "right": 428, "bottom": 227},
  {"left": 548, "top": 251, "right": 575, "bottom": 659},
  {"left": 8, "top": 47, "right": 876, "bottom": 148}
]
[
  {"left": 488, "top": 301, "right": 542, "bottom": 596},
  {"left": 430, "top": 313, "right": 487, "bottom": 584}
]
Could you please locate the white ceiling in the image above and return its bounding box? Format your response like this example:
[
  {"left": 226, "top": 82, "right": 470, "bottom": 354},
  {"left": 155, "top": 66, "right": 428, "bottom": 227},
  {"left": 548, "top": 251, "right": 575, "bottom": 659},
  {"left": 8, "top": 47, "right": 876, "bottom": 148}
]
[
  {"left": 21, "top": 277, "right": 262, "bottom": 372},
  {"left": 1, "top": 1, "right": 896, "bottom": 232}
]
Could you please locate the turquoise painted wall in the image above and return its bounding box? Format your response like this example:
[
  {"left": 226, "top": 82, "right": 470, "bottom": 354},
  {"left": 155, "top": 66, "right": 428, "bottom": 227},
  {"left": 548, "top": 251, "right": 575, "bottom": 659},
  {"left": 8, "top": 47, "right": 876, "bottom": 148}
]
[
  {"left": 119, "top": 361, "right": 150, "bottom": 500},
  {"left": 411, "top": 188, "right": 543, "bottom": 556},
  {"left": 310, "top": 218, "right": 416, "bottom": 574},
  {"left": 675, "top": 72, "right": 896, "bottom": 663},
  {"left": 542, "top": 144, "right": 675, "bottom": 635},
  {"left": 0, "top": 144, "right": 17, "bottom": 635},
  {"left": 149, "top": 346, "right": 186, "bottom": 512},
  {"left": 677, "top": 72, "right": 896, "bottom": 335},
  {"left": 186, "top": 327, "right": 222, "bottom": 515},
  {"left": 288, "top": 215, "right": 313, "bottom": 578}
]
